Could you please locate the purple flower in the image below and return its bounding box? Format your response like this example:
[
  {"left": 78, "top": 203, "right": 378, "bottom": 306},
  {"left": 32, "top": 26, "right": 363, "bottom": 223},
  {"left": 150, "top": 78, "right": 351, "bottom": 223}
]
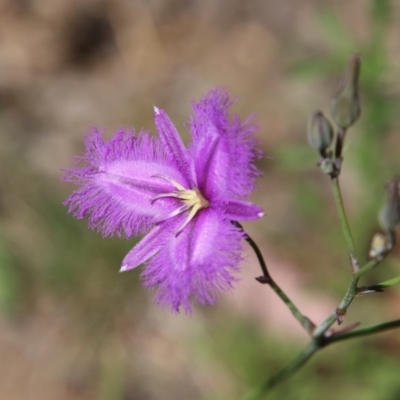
[{"left": 63, "top": 88, "right": 263, "bottom": 313}]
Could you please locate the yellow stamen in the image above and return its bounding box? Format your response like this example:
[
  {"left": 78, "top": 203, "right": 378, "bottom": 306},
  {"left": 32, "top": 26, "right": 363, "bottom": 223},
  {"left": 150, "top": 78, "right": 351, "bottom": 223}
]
[{"left": 151, "top": 175, "right": 209, "bottom": 235}]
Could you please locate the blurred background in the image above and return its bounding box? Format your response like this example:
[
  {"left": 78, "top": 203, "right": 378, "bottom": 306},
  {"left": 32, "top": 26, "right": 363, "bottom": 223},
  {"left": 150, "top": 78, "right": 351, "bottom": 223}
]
[{"left": 1, "top": 0, "right": 400, "bottom": 399}]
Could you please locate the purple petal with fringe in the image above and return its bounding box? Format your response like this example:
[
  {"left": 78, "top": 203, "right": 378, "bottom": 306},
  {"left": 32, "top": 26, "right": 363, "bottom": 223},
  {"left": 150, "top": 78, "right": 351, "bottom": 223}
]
[{"left": 63, "top": 87, "right": 263, "bottom": 314}]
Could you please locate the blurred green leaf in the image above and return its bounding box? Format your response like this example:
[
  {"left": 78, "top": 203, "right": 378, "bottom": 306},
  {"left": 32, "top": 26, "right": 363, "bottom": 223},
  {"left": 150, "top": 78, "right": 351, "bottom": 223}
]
[{"left": 376, "top": 275, "right": 400, "bottom": 289}]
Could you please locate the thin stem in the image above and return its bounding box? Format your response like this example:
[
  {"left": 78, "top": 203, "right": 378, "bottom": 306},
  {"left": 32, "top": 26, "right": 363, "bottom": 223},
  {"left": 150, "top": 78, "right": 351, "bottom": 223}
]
[
  {"left": 233, "top": 221, "right": 314, "bottom": 335},
  {"left": 335, "top": 275, "right": 359, "bottom": 323},
  {"left": 313, "top": 277, "right": 359, "bottom": 341},
  {"left": 338, "top": 275, "right": 358, "bottom": 309},
  {"left": 331, "top": 177, "right": 359, "bottom": 272},
  {"left": 327, "top": 319, "right": 400, "bottom": 345},
  {"left": 248, "top": 268, "right": 368, "bottom": 398},
  {"left": 250, "top": 255, "right": 385, "bottom": 397},
  {"left": 237, "top": 197, "right": 387, "bottom": 398},
  {"left": 354, "top": 258, "right": 381, "bottom": 279},
  {"left": 236, "top": 222, "right": 270, "bottom": 280},
  {"left": 268, "top": 279, "right": 315, "bottom": 334},
  {"left": 245, "top": 341, "right": 318, "bottom": 400},
  {"left": 313, "top": 312, "right": 337, "bottom": 337}
]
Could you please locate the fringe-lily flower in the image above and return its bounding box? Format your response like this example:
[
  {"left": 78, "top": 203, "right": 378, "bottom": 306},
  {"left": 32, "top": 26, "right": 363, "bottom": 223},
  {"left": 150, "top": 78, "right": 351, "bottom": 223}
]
[{"left": 63, "top": 88, "right": 263, "bottom": 313}]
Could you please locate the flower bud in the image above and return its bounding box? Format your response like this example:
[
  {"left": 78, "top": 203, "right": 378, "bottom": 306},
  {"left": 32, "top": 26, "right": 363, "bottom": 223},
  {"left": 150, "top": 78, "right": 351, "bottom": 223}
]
[
  {"left": 368, "top": 231, "right": 394, "bottom": 260},
  {"left": 331, "top": 54, "right": 361, "bottom": 129},
  {"left": 369, "top": 232, "right": 388, "bottom": 259},
  {"left": 307, "top": 111, "right": 334, "bottom": 155},
  {"left": 378, "top": 177, "right": 400, "bottom": 232}
]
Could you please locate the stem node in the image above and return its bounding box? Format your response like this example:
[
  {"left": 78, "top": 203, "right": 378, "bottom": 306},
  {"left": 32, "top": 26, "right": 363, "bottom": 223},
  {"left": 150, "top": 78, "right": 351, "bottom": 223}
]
[
  {"left": 336, "top": 308, "right": 346, "bottom": 325},
  {"left": 255, "top": 275, "right": 272, "bottom": 284}
]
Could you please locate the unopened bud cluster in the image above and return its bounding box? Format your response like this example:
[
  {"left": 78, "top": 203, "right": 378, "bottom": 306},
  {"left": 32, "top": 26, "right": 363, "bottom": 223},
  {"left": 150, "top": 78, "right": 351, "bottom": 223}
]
[
  {"left": 331, "top": 54, "right": 361, "bottom": 130},
  {"left": 368, "top": 232, "right": 394, "bottom": 261},
  {"left": 307, "top": 55, "right": 362, "bottom": 178},
  {"left": 307, "top": 111, "right": 333, "bottom": 156},
  {"left": 368, "top": 178, "right": 400, "bottom": 260},
  {"left": 378, "top": 177, "right": 400, "bottom": 232}
]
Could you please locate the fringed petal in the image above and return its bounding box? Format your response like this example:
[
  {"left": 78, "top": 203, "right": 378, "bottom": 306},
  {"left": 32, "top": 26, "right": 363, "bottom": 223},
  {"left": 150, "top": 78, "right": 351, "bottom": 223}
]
[
  {"left": 141, "top": 209, "right": 244, "bottom": 314},
  {"left": 222, "top": 199, "right": 264, "bottom": 221},
  {"left": 153, "top": 107, "right": 193, "bottom": 184},
  {"left": 190, "top": 131, "right": 230, "bottom": 202},
  {"left": 63, "top": 127, "right": 187, "bottom": 237},
  {"left": 120, "top": 219, "right": 178, "bottom": 271},
  {"left": 189, "top": 88, "right": 262, "bottom": 199}
]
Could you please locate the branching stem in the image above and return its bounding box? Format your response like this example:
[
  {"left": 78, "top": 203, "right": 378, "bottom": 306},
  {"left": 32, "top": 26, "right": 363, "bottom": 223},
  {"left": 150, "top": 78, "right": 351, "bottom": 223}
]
[
  {"left": 233, "top": 221, "right": 315, "bottom": 335},
  {"left": 242, "top": 230, "right": 395, "bottom": 399},
  {"left": 237, "top": 172, "right": 398, "bottom": 399},
  {"left": 327, "top": 319, "right": 400, "bottom": 344}
]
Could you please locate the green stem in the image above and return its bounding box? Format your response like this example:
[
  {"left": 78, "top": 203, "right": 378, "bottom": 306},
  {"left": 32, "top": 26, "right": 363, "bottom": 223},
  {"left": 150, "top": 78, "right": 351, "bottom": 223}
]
[
  {"left": 247, "top": 272, "right": 361, "bottom": 398},
  {"left": 239, "top": 207, "right": 387, "bottom": 399},
  {"left": 327, "top": 319, "right": 400, "bottom": 344},
  {"left": 313, "top": 312, "right": 337, "bottom": 337},
  {"left": 251, "top": 267, "right": 362, "bottom": 397},
  {"left": 331, "top": 177, "right": 359, "bottom": 272},
  {"left": 236, "top": 222, "right": 314, "bottom": 335},
  {"left": 354, "top": 258, "right": 380, "bottom": 279},
  {"left": 314, "top": 273, "right": 360, "bottom": 338},
  {"left": 335, "top": 275, "right": 359, "bottom": 323},
  {"left": 268, "top": 279, "right": 315, "bottom": 334},
  {"left": 237, "top": 223, "right": 271, "bottom": 280},
  {"left": 338, "top": 275, "right": 358, "bottom": 309},
  {"left": 245, "top": 341, "right": 318, "bottom": 400}
]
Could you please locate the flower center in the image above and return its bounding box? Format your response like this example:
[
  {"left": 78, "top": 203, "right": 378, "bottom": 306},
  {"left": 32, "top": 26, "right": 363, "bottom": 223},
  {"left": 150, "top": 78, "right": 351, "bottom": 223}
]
[{"left": 151, "top": 175, "right": 209, "bottom": 235}]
